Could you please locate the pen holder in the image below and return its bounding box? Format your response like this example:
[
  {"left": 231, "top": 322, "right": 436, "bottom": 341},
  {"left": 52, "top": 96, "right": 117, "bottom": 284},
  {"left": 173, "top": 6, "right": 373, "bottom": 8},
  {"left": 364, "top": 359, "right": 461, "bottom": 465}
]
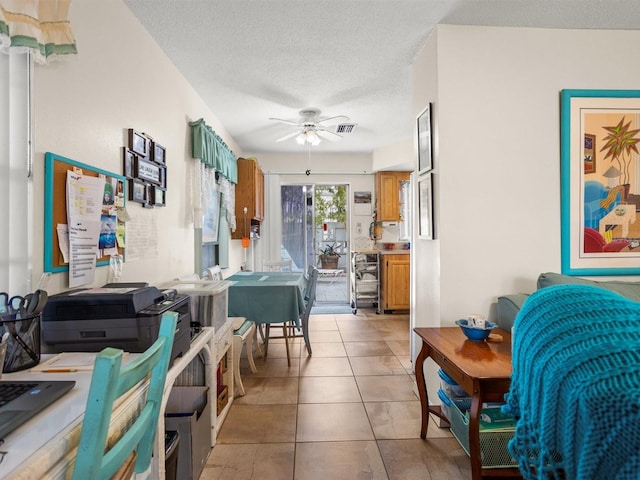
[{"left": 0, "top": 312, "right": 41, "bottom": 373}]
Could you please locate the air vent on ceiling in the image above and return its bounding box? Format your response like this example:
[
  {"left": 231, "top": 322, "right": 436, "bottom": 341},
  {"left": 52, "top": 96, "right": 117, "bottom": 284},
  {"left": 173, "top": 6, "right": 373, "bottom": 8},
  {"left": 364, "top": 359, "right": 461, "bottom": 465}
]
[{"left": 335, "top": 123, "right": 357, "bottom": 134}]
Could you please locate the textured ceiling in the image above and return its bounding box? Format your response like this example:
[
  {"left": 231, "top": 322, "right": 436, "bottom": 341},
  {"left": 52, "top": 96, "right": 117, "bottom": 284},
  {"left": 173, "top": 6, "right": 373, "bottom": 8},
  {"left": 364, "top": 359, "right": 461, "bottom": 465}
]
[{"left": 124, "top": 0, "right": 640, "bottom": 156}]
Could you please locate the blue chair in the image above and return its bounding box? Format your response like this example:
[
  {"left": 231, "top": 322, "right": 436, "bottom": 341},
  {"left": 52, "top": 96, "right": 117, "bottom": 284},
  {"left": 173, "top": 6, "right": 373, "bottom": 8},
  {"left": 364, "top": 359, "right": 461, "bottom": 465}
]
[
  {"left": 72, "top": 312, "right": 177, "bottom": 480},
  {"left": 300, "top": 266, "right": 319, "bottom": 355},
  {"left": 583, "top": 180, "right": 619, "bottom": 229}
]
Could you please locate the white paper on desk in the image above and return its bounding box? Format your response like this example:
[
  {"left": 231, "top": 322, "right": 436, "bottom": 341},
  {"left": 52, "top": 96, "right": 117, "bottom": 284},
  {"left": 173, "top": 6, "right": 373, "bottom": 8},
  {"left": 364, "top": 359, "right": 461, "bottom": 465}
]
[{"left": 32, "top": 351, "right": 131, "bottom": 371}]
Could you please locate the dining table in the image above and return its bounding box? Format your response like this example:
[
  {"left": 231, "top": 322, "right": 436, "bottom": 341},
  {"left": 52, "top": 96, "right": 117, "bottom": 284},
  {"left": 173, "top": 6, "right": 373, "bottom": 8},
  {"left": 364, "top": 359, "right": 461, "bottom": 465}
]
[
  {"left": 227, "top": 271, "right": 306, "bottom": 323},
  {"left": 226, "top": 271, "right": 308, "bottom": 358},
  {"left": 226, "top": 271, "right": 309, "bottom": 361}
]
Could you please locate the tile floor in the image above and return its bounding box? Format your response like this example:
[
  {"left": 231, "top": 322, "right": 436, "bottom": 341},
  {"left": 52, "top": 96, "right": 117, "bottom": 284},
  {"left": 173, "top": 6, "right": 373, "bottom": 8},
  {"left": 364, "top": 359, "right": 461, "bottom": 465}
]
[{"left": 200, "top": 309, "right": 472, "bottom": 480}]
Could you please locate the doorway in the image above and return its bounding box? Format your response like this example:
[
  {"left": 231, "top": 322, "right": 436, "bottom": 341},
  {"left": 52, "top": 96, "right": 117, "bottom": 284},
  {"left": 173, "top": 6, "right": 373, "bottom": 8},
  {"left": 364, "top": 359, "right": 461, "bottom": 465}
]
[{"left": 281, "top": 184, "right": 349, "bottom": 305}]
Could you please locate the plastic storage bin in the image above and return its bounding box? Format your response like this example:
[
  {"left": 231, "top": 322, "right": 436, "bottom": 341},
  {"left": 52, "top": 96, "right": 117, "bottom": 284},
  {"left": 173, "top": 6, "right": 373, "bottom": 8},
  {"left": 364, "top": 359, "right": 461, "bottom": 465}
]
[
  {"left": 438, "top": 368, "right": 467, "bottom": 398},
  {"left": 165, "top": 386, "right": 212, "bottom": 480},
  {"left": 164, "top": 430, "right": 180, "bottom": 480},
  {"left": 437, "top": 388, "right": 452, "bottom": 421},
  {"left": 448, "top": 396, "right": 517, "bottom": 468}
]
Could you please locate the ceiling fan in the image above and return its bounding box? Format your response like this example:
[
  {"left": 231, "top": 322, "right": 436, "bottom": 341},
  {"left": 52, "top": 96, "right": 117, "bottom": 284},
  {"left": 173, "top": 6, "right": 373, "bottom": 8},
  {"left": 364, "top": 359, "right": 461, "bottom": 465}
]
[{"left": 269, "top": 108, "right": 351, "bottom": 146}]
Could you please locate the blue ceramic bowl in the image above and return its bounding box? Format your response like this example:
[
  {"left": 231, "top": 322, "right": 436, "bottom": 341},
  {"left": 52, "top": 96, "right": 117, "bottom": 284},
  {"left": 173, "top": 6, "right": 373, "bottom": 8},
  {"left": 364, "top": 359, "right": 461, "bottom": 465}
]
[{"left": 455, "top": 319, "right": 497, "bottom": 342}]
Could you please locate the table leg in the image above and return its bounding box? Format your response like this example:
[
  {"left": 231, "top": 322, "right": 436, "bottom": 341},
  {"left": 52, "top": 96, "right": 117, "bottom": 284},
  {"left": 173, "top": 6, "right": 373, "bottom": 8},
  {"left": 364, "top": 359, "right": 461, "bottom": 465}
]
[
  {"left": 468, "top": 390, "right": 483, "bottom": 480},
  {"left": 415, "top": 341, "right": 430, "bottom": 439}
]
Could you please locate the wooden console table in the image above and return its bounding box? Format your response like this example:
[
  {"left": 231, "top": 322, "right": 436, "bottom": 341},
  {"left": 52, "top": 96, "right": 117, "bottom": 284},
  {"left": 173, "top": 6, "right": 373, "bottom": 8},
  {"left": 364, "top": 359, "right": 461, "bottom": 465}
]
[{"left": 414, "top": 327, "right": 521, "bottom": 480}]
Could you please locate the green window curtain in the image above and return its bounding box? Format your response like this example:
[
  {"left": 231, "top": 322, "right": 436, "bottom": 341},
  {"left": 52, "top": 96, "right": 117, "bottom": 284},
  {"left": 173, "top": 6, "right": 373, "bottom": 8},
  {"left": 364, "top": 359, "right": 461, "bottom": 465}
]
[
  {"left": 0, "top": 0, "right": 77, "bottom": 64},
  {"left": 189, "top": 118, "right": 238, "bottom": 183}
]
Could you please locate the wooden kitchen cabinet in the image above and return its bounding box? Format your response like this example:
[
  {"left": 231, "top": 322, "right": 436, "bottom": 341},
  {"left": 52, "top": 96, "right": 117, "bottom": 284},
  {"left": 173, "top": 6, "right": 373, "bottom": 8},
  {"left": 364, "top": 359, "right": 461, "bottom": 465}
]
[
  {"left": 381, "top": 253, "right": 410, "bottom": 312},
  {"left": 375, "top": 171, "right": 411, "bottom": 221},
  {"left": 232, "top": 157, "right": 264, "bottom": 239}
]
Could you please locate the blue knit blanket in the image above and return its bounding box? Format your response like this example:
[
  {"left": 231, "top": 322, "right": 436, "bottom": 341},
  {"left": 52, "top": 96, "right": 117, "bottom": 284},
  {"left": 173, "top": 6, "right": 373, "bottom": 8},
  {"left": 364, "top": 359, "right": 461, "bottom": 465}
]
[{"left": 503, "top": 284, "right": 640, "bottom": 479}]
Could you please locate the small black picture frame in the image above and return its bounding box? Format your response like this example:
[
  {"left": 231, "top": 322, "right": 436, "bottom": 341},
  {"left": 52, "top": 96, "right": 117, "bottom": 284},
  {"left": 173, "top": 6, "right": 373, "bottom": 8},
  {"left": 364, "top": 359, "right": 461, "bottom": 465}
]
[
  {"left": 122, "top": 147, "right": 136, "bottom": 179},
  {"left": 143, "top": 184, "right": 154, "bottom": 208},
  {"left": 152, "top": 142, "right": 166, "bottom": 164},
  {"left": 152, "top": 186, "right": 167, "bottom": 207},
  {"left": 128, "top": 129, "right": 149, "bottom": 157},
  {"left": 129, "top": 179, "right": 147, "bottom": 204},
  {"left": 159, "top": 165, "right": 167, "bottom": 188}
]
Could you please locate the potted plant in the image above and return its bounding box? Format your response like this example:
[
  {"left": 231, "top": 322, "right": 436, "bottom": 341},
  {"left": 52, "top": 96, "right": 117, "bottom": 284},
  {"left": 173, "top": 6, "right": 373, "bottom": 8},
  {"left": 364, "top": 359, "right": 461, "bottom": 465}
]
[
  {"left": 319, "top": 243, "right": 341, "bottom": 269},
  {"left": 600, "top": 116, "right": 640, "bottom": 202}
]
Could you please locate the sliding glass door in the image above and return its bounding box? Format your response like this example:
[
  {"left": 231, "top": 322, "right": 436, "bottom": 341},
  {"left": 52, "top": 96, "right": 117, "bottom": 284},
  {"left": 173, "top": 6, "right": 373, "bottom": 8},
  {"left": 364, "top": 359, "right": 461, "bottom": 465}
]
[{"left": 281, "top": 183, "right": 349, "bottom": 304}]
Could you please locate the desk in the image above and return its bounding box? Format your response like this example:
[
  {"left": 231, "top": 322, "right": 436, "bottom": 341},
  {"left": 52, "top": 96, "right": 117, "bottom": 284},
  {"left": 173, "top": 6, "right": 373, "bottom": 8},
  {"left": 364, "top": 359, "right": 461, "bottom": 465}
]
[
  {"left": 227, "top": 272, "right": 306, "bottom": 327},
  {"left": 414, "top": 327, "right": 519, "bottom": 480},
  {"left": 1, "top": 328, "right": 214, "bottom": 480}
]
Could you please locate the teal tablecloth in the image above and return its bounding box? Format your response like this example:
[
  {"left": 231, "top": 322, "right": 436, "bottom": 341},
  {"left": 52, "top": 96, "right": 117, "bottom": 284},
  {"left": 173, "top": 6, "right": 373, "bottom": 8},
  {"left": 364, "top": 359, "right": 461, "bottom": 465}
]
[{"left": 227, "top": 272, "right": 306, "bottom": 325}]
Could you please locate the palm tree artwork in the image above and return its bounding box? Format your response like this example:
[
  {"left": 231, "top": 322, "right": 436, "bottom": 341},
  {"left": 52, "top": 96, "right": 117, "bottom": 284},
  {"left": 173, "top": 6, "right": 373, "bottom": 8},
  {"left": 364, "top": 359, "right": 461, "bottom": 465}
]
[{"left": 600, "top": 116, "right": 640, "bottom": 200}]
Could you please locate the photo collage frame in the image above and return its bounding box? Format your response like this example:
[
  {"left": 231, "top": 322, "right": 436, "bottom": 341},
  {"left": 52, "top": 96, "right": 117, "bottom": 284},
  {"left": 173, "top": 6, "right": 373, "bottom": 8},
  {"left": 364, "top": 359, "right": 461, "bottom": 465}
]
[{"left": 123, "top": 128, "right": 167, "bottom": 208}]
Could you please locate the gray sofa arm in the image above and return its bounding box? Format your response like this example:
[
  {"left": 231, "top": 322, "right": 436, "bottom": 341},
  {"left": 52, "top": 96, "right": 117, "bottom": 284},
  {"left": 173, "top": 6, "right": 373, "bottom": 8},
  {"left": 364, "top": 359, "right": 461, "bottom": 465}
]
[{"left": 496, "top": 294, "right": 529, "bottom": 331}]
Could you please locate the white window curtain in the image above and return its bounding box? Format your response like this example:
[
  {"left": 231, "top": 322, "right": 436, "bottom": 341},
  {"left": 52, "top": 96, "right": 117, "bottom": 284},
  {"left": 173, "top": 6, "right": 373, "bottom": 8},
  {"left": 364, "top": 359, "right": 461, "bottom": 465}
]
[
  {"left": 0, "top": 1, "right": 76, "bottom": 292},
  {"left": 0, "top": 0, "right": 77, "bottom": 64},
  {"left": 0, "top": 51, "right": 32, "bottom": 293}
]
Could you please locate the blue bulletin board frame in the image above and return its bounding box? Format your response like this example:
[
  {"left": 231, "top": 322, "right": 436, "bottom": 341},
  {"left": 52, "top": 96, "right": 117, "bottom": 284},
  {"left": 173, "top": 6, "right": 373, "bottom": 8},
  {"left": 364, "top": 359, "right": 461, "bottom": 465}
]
[{"left": 44, "top": 152, "right": 126, "bottom": 273}]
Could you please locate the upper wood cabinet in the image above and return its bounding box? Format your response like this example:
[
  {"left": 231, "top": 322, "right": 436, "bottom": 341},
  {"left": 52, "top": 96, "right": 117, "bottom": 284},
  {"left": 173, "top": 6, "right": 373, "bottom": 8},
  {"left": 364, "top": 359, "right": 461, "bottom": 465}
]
[
  {"left": 375, "top": 171, "right": 411, "bottom": 221},
  {"left": 232, "top": 157, "right": 264, "bottom": 239}
]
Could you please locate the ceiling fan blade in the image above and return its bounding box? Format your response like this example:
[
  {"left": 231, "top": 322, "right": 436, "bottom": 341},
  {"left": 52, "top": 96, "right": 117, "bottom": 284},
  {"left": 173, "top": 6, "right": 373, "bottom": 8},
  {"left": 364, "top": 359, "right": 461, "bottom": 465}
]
[
  {"left": 317, "top": 129, "right": 343, "bottom": 142},
  {"left": 275, "top": 131, "right": 300, "bottom": 142},
  {"left": 269, "top": 117, "right": 301, "bottom": 126},
  {"left": 317, "top": 115, "right": 349, "bottom": 126}
]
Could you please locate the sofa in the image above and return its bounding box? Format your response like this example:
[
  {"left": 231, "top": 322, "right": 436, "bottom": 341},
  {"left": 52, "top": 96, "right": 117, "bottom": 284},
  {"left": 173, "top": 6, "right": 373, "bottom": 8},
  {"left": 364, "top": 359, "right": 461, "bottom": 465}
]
[{"left": 495, "top": 271, "right": 640, "bottom": 330}]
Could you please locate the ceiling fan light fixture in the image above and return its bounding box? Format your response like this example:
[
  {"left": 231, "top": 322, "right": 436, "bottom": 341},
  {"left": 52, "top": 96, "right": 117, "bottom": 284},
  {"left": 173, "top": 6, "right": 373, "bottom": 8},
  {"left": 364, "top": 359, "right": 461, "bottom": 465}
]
[
  {"left": 295, "top": 129, "right": 321, "bottom": 146},
  {"left": 308, "top": 131, "right": 321, "bottom": 146},
  {"left": 270, "top": 108, "right": 349, "bottom": 146}
]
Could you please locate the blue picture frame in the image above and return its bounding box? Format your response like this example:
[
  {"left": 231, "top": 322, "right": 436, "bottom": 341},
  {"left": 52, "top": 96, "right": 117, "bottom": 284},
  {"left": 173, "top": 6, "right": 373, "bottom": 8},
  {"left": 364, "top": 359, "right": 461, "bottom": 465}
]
[{"left": 561, "top": 89, "right": 640, "bottom": 275}]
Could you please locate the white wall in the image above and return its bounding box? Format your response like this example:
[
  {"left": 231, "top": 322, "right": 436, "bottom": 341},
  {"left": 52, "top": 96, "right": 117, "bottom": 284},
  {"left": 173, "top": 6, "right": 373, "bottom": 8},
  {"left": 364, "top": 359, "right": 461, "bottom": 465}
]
[
  {"left": 372, "top": 137, "right": 413, "bottom": 171},
  {"left": 411, "top": 24, "right": 640, "bottom": 340},
  {"left": 32, "top": 0, "right": 244, "bottom": 294}
]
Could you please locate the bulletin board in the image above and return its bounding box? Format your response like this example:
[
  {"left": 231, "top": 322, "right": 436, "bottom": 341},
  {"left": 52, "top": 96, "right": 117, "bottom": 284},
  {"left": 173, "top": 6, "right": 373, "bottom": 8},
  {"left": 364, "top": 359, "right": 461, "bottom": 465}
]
[{"left": 44, "top": 152, "right": 126, "bottom": 273}]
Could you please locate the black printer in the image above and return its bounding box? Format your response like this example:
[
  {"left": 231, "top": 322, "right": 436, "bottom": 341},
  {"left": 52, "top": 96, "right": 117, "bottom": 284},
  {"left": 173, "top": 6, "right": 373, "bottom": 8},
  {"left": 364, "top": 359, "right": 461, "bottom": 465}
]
[{"left": 41, "top": 284, "right": 191, "bottom": 363}]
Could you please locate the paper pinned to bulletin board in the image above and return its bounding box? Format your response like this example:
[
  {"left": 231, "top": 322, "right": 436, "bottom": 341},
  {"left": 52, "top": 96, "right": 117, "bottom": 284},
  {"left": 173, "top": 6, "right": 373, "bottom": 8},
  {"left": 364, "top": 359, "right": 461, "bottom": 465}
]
[{"left": 44, "top": 153, "right": 126, "bottom": 285}]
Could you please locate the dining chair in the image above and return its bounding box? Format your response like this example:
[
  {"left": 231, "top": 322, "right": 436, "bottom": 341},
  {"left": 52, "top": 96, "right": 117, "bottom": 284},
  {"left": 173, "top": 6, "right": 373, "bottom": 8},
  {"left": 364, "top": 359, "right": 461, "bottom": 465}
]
[
  {"left": 72, "top": 311, "right": 177, "bottom": 480},
  {"left": 262, "top": 259, "right": 292, "bottom": 271},
  {"left": 263, "top": 266, "right": 318, "bottom": 363},
  {"left": 232, "top": 316, "right": 258, "bottom": 396},
  {"left": 205, "top": 265, "right": 261, "bottom": 393},
  {"left": 300, "top": 266, "right": 319, "bottom": 355}
]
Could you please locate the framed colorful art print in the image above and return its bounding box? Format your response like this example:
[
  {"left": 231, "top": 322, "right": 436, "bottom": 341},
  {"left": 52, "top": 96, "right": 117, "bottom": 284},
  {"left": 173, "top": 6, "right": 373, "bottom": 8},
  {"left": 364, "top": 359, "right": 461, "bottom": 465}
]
[{"left": 561, "top": 89, "right": 640, "bottom": 275}]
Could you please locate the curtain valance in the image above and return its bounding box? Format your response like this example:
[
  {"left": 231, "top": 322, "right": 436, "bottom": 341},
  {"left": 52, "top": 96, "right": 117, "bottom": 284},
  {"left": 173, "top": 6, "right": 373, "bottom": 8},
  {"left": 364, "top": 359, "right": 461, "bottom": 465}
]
[
  {"left": 189, "top": 118, "right": 237, "bottom": 183},
  {"left": 0, "top": 0, "right": 77, "bottom": 64}
]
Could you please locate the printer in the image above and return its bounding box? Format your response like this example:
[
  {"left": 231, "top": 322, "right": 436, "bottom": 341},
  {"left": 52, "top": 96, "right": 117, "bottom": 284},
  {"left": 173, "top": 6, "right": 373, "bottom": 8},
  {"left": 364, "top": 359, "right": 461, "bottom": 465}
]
[{"left": 41, "top": 284, "right": 192, "bottom": 363}]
